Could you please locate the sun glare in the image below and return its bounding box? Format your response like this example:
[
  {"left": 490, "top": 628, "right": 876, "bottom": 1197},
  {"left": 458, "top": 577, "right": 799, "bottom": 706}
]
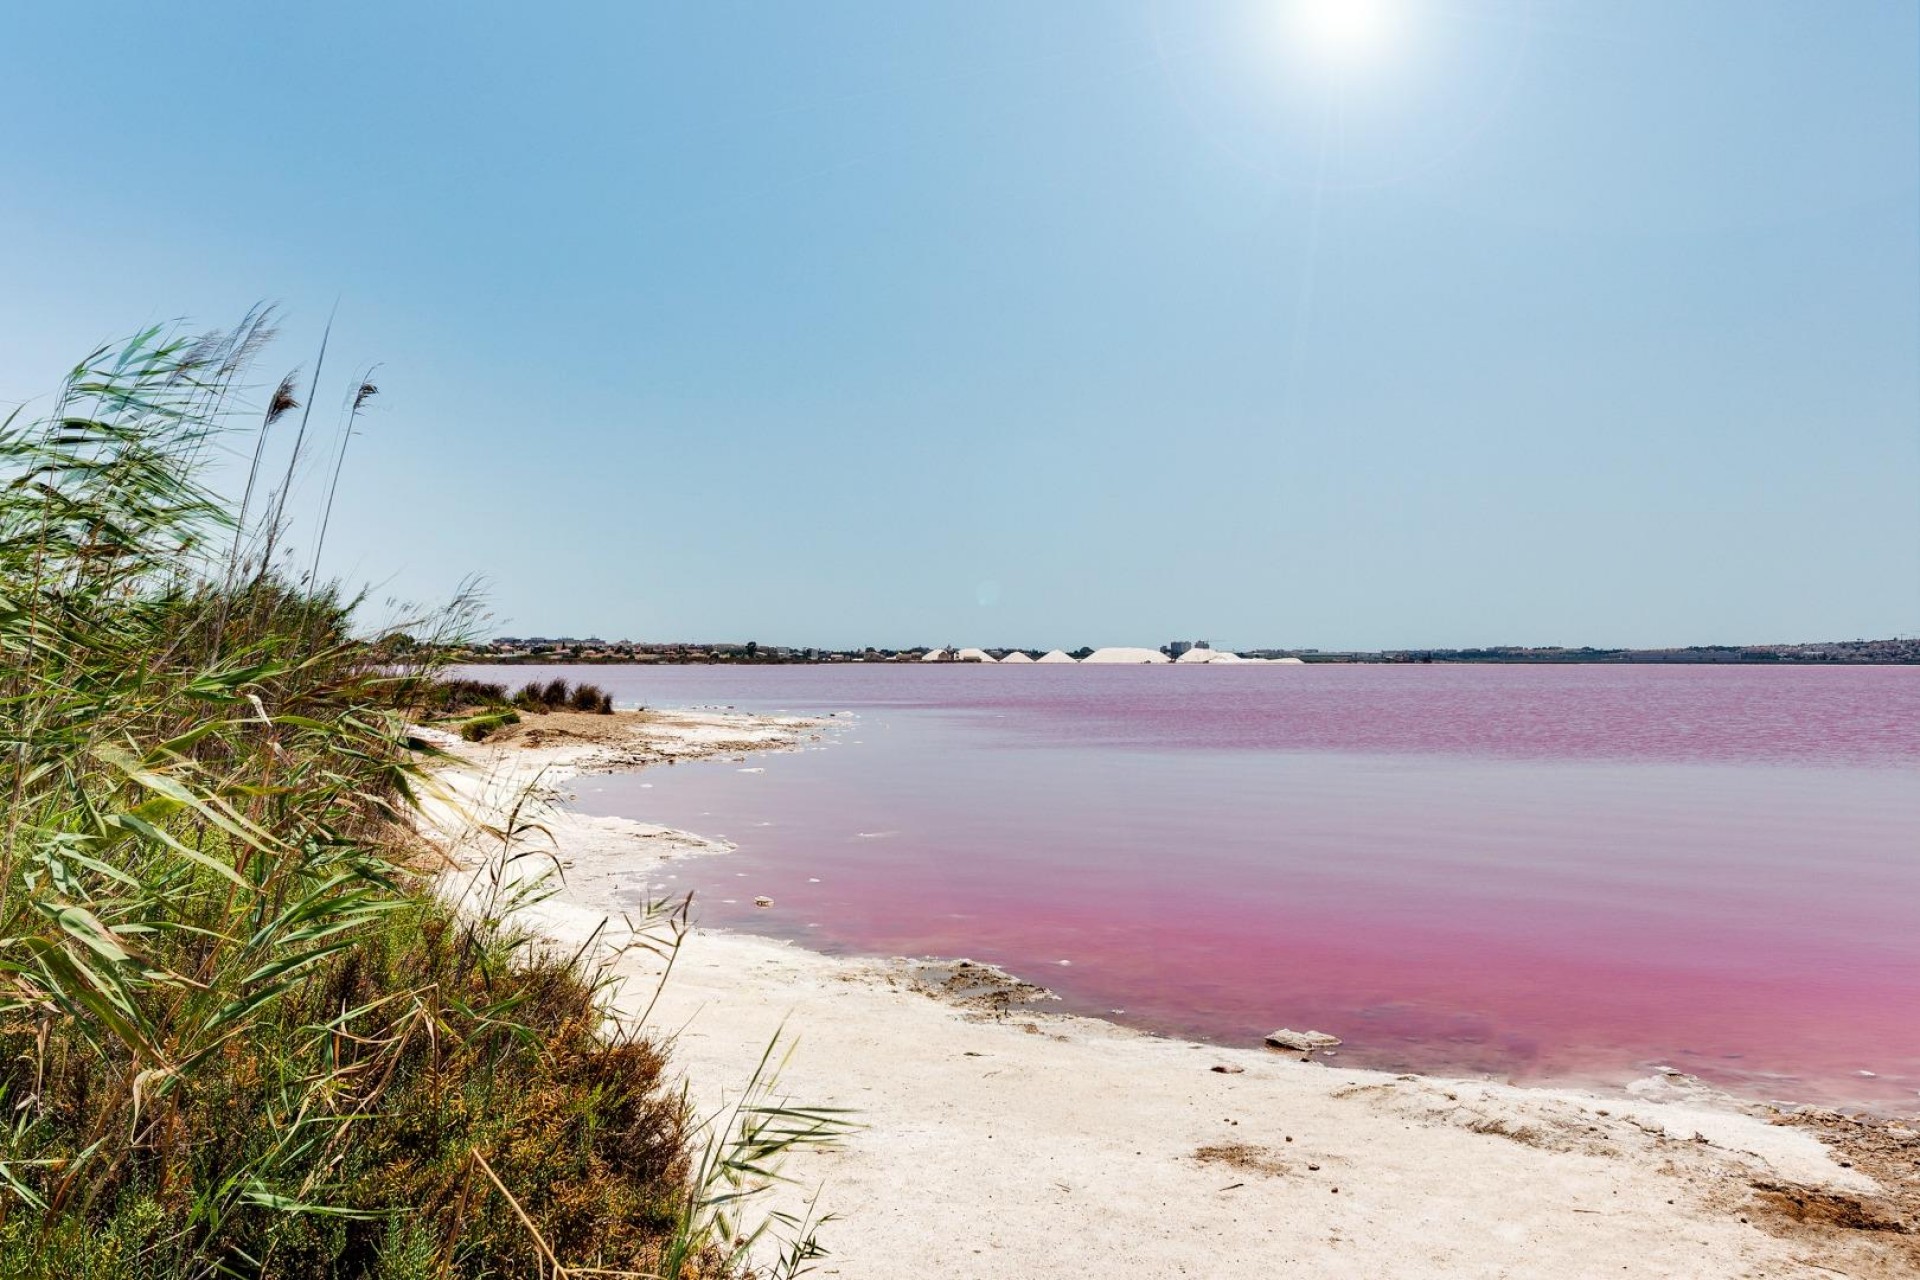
[{"left": 1289, "top": 0, "right": 1399, "bottom": 71}]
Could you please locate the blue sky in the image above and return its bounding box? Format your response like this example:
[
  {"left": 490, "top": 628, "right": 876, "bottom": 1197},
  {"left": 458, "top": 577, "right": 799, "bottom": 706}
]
[{"left": 2, "top": 1, "right": 1914, "bottom": 650}]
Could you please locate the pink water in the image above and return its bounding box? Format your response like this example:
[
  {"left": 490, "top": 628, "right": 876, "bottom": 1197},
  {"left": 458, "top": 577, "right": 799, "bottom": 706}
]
[{"left": 466, "top": 663, "right": 1920, "bottom": 1108}]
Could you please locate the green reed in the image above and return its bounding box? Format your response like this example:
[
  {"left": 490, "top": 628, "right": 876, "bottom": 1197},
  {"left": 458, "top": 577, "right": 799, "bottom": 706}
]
[{"left": 0, "top": 319, "right": 840, "bottom": 1279}]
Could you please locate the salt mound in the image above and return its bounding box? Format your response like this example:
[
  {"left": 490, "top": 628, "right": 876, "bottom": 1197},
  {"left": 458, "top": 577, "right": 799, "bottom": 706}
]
[
  {"left": 1175, "top": 648, "right": 1249, "bottom": 664},
  {"left": 999, "top": 651, "right": 1036, "bottom": 664},
  {"left": 1273, "top": 656, "right": 1306, "bottom": 665},
  {"left": 1035, "top": 650, "right": 1077, "bottom": 664},
  {"left": 1081, "top": 647, "right": 1170, "bottom": 664},
  {"left": 956, "top": 648, "right": 997, "bottom": 663},
  {"left": 919, "top": 648, "right": 954, "bottom": 663}
]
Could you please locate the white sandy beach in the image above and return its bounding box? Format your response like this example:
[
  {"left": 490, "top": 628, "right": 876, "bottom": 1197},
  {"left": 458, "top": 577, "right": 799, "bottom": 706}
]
[{"left": 417, "top": 709, "right": 1916, "bottom": 1280}]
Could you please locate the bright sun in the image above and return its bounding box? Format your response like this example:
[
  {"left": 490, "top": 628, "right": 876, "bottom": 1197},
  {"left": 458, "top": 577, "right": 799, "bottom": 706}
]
[{"left": 1290, "top": 0, "right": 1398, "bottom": 71}]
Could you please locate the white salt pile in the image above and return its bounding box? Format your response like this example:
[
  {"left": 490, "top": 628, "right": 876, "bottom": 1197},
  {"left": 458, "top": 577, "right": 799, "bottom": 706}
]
[
  {"left": 956, "top": 648, "right": 997, "bottom": 663},
  {"left": 999, "top": 651, "right": 1036, "bottom": 664},
  {"left": 1081, "top": 647, "right": 1170, "bottom": 664},
  {"left": 1035, "top": 650, "right": 1078, "bottom": 664}
]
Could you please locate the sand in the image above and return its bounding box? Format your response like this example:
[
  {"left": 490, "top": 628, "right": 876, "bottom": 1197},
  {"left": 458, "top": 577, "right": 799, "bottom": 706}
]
[{"left": 418, "top": 710, "right": 1917, "bottom": 1280}]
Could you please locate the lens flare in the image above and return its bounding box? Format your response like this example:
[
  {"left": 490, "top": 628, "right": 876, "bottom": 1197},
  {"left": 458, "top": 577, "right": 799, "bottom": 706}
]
[{"left": 1289, "top": 0, "right": 1398, "bottom": 70}]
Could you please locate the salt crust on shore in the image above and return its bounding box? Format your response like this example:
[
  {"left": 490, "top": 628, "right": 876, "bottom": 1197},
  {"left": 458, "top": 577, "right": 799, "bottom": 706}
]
[{"left": 418, "top": 710, "right": 1909, "bottom": 1279}]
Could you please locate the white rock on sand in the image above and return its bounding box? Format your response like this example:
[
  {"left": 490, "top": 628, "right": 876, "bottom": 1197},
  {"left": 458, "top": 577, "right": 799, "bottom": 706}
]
[
  {"left": 1080, "top": 646, "right": 1171, "bottom": 664},
  {"left": 423, "top": 713, "right": 1895, "bottom": 1280},
  {"left": 1035, "top": 649, "right": 1078, "bottom": 663}
]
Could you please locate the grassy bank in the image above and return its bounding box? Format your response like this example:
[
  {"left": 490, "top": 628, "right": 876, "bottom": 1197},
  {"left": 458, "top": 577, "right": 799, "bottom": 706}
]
[{"left": 0, "top": 320, "right": 803, "bottom": 1278}]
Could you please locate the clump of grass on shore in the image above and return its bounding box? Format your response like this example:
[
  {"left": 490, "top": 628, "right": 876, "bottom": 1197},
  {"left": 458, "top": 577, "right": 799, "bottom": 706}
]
[
  {"left": 424, "top": 677, "right": 512, "bottom": 711},
  {"left": 0, "top": 319, "right": 820, "bottom": 1278},
  {"left": 509, "top": 678, "right": 614, "bottom": 717}
]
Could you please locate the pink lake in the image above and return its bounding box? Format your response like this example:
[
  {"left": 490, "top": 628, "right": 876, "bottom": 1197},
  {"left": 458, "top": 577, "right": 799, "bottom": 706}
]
[{"left": 464, "top": 663, "right": 1920, "bottom": 1108}]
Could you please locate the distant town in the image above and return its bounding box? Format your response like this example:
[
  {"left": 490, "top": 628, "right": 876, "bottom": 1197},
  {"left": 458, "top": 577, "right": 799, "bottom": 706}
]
[{"left": 446, "top": 636, "right": 1920, "bottom": 665}]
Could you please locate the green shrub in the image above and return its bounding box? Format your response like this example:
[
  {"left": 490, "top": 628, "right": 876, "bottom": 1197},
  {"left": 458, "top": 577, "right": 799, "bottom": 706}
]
[
  {"left": 0, "top": 320, "right": 712, "bottom": 1279},
  {"left": 460, "top": 708, "right": 521, "bottom": 741},
  {"left": 423, "top": 678, "right": 510, "bottom": 713},
  {"left": 570, "top": 681, "right": 614, "bottom": 713}
]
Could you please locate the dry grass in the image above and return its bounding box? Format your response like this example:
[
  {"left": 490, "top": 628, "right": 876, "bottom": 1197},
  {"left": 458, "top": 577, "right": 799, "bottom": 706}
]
[
  {"left": 1192, "top": 1143, "right": 1291, "bottom": 1177},
  {"left": 1465, "top": 1117, "right": 1551, "bottom": 1148}
]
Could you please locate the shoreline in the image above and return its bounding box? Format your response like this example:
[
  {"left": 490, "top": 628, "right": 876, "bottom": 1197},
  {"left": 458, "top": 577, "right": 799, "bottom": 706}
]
[{"left": 420, "top": 707, "right": 1917, "bottom": 1279}]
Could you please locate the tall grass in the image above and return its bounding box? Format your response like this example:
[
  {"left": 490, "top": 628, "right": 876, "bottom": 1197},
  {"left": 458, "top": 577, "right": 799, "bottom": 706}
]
[{"left": 0, "top": 321, "right": 840, "bottom": 1278}]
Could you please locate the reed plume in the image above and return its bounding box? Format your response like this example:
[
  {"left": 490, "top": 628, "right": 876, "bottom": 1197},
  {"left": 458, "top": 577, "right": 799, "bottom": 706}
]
[{"left": 307, "top": 369, "right": 378, "bottom": 591}]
